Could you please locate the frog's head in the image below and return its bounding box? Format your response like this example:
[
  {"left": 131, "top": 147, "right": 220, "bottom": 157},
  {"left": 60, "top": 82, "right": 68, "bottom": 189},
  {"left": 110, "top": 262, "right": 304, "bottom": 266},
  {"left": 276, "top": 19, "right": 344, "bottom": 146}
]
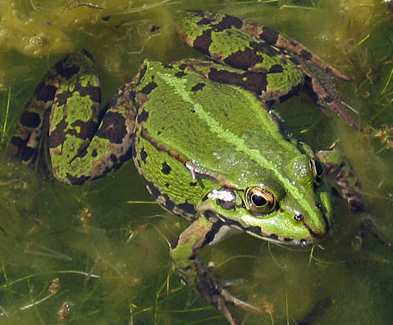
[{"left": 197, "top": 155, "right": 332, "bottom": 246}]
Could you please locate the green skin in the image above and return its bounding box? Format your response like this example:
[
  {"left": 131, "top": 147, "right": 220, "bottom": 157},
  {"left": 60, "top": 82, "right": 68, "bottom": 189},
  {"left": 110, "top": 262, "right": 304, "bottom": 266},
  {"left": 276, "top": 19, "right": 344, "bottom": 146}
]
[{"left": 9, "top": 11, "right": 363, "bottom": 324}]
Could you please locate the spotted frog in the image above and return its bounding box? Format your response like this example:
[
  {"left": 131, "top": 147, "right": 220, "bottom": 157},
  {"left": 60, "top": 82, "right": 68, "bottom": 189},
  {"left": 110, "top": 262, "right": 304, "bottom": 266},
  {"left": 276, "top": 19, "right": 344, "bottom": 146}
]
[{"left": 9, "top": 11, "right": 363, "bottom": 324}]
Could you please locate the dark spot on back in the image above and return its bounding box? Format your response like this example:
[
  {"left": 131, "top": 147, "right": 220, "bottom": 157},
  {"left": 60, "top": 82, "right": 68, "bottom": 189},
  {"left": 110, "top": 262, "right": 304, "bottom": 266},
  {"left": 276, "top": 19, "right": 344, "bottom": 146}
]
[
  {"left": 242, "top": 71, "right": 268, "bottom": 95},
  {"left": 77, "top": 147, "right": 88, "bottom": 159},
  {"left": 189, "top": 181, "right": 197, "bottom": 186},
  {"left": 191, "top": 82, "right": 206, "bottom": 92},
  {"left": 209, "top": 68, "right": 267, "bottom": 95},
  {"left": 223, "top": 48, "right": 262, "bottom": 70},
  {"left": 70, "top": 120, "right": 97, "bottom": 140},
  {"left": 35, "top": 83, "right": 57, "bottom": 102},
  {"left": 197, "top": 17, "right": 214, "bottom": 25},
  {"left": 91, "top": 149, "right": 97, "bottom": 157},
  {"left": 102, "top": 15, "right": 111, "bottom": 21},
  {"left": 20, "top": 111, "right": 41, "bottom": 128},
  {"left": 140, "top": 148, "right": 148, "bottom": 163},
  {"left": 269, "top": 64, "right": 284, "bottom": 73},
  {"left": 141, "top": 81, "right": 157, "bottom": 95},
  {"left": 175, "top": 71, "right": 186, "bottom": 78},
  {"left": 261, "top": 26, "right": 279, "bottom": 44},
  {"left": 214, "top": 15, "right": 243, "bottom": 31},
  {"left": 193, "top": 29, "right": 212, "bottom": 56},
  {"left": 78, "top": 86, "right": 101, "bottom": 103},
  {"left": 49, "top": 120, "right": 67, "bottom": 148},
  {"left": 55, "top": 91, "right": 72, "bottom": 106},
  {"left": 161, "top": 162, "right": 172, "bottom": 175},
  {"left": 137, "top": 110, "right": 149, "bottom": 123},
  {"left": 96, "top": 111, "right": 127, "bottom": 144}
]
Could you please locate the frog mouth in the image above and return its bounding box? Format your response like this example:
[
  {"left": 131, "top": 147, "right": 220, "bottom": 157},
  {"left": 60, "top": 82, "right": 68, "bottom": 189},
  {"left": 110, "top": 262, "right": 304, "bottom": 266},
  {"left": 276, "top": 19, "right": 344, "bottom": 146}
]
[
  {"left": 301, "top": 216, "right": 330, "bottom": 241},
  {"left": 202, "top": 209, "right": 323, "bottom": 247}
]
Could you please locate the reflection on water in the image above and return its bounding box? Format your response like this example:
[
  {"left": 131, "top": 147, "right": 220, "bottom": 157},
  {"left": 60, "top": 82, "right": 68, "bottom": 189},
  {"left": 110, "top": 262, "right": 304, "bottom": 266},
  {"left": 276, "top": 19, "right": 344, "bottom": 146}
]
[{"left": 0, "top": 0, "right": 392, "bottom": 324}]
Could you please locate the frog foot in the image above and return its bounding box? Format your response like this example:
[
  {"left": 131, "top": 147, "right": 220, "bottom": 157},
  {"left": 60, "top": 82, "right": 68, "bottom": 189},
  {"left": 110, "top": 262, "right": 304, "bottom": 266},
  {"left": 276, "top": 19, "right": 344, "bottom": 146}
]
[
  {"left": 302, "top": 62, "right": 359, "bottom": 129},
  {"left": 355, "top": 217, "right": 393, "bottom": 250},
  {"left": 316, "top": 147, "right": 364, "bottom": 212},
  {"left": 194, "top": 259, "right": 261, "bottom": 325}
]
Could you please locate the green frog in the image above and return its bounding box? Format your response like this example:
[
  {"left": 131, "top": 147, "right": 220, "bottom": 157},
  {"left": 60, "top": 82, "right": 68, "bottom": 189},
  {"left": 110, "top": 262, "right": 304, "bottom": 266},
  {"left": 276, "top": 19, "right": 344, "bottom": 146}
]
[{"left": 8, "top": 11, "right": 363, "bottom": 324}]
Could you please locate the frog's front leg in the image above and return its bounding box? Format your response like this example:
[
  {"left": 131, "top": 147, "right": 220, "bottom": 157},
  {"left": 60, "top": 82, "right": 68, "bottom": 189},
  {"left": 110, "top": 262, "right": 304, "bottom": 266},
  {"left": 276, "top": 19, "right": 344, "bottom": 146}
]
[
  {"left": 9, "top": 51, "right": 138, "bottom": 184},
  {"left": 316, "top": 148, "right": 363, "bottom": 212},
  {"left": 317, "top": 148, "right": 393, "bottom": 250},
  {"left": 171, "top": 217, "right": 260, "bottom": 325},
  {"left": 299, "top": 61, "right": 359, "bottom": 129}
]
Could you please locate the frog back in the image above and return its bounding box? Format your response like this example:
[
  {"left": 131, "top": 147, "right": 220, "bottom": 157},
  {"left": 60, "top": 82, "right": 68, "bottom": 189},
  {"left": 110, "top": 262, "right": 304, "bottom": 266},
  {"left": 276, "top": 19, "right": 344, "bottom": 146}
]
[{"left": 132, "top": 61, "right": 313, "bottom": 218}]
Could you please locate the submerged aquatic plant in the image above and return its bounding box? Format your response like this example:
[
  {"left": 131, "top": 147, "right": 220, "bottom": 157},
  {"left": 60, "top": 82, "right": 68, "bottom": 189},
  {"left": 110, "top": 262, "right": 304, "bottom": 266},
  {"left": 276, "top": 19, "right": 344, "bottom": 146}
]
[{"left": 0, "top": 87, "right": 11, "bottom": 151}]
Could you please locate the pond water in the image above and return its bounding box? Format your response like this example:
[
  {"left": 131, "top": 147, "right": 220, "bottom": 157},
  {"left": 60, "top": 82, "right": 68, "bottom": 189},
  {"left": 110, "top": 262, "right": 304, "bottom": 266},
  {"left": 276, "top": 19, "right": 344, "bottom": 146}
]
[{"left": 0, "top": 0, "right": 393, "bottom": 324}]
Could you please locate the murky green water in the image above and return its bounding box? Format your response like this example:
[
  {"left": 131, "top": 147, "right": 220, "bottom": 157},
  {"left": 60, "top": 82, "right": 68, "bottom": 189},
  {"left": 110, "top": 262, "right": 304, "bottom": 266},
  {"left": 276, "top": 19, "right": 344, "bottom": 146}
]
[{"left": 1, "top": 0, "right": 393, "bottom": 324}]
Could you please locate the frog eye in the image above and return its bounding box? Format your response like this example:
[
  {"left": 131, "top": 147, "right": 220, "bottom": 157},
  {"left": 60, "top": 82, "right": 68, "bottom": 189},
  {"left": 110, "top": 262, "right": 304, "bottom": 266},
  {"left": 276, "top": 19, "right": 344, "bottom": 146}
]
[
  {"left": 309, "top": 159, "right": 324, "bottom": 177},
  {"left": 246, "top": 187, "right": 276, "bottom": 214}
]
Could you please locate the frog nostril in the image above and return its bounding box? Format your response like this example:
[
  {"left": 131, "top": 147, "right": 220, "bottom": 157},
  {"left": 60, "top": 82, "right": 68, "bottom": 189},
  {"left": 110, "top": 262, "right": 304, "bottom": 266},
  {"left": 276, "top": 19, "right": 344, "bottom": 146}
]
[{"left": 294, "top": 213, "right": 304, "bottom": 222}]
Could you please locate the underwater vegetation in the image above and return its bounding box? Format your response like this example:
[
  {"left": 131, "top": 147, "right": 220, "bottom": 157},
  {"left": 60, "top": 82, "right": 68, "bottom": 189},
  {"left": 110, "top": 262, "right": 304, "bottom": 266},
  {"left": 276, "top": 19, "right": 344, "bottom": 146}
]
[{"left": 0, "top": 0, "right": 392, "bottom": 324}]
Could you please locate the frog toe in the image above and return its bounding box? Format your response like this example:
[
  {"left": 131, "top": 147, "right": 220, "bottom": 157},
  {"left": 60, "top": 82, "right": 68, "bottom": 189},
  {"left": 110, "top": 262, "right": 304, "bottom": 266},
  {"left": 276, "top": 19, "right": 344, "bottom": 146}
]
[
  {"left": 357, "top": 217, "right": 393, "bottom": 250},
  {"left": 302, "top": 62, "right": 359, "bottom": 128},
  {"left": 195, "top": 260, "right": 260, "bottom": 324}
]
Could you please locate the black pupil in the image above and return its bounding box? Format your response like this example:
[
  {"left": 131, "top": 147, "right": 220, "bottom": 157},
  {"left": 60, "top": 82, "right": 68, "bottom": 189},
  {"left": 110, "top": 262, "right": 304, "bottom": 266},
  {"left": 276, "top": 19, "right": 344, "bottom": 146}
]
[{"left": 251, "top": 194, "right": 267, "bottom": 207}]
